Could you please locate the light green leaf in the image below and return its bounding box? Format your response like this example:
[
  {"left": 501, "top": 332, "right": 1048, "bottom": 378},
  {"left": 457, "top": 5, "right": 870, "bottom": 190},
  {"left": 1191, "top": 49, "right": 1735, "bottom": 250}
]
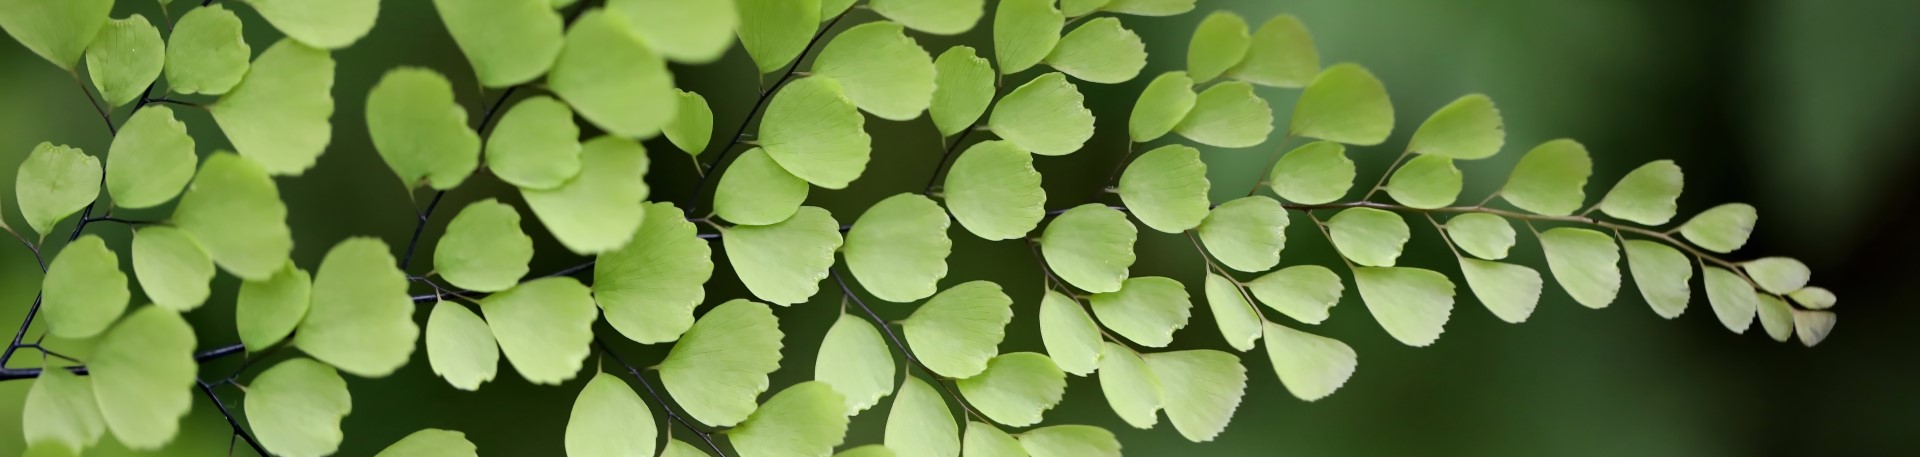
[
  {"left": 485, "top": 95, "right": 581, "bottom": 190},
  {"left": 23, "top": 367, "right": 104, "bottom": 452},
  {"left": 812, "top": 22, "right": 936, "bottom": 120},
  {"left": 1187, "top": 12, "right": 1250, "bottom": 83},
  {"left": 244, "top": 0, "right": 379, "bottom": 49},
  {"left": 846, "top": 193, "right": 953, "bottom": 303},
  {"left": 236, "top": 263, "right": 311, "bottom": 352},
  {"left": 433, "top": 199, "right": 532, "bottom": 292},
  {"left": 172, "top": 152, "right": 292, "bottom": 279},
  {"left": 15, "top": 142, "right": 100, "bottom": 237},
  {"left": 1791, "top": 309, "right": 1836, "bottom": 347},
  {"left": 932, "top": 46, "right": 995, "bottom": 137},
  {"left": 85, "top": 16, "right": 165, "bottom": 108},
  {"left": 1096, "top": 343, "right": 1159, "bottom": 429},
  {"left": 1089, "top": 276, "right": 1192, "bottom": 348},
  {"left": 373, "top": 429, "right": 477, "bottom": 457},
  {"left": 662, "top": 299, "right": 785, "bottom": 427},
  {"left": 838, "top": 445, "right": 898, "bottom": 457},
  {"left": 1129, "top": 71, "right": 1197, "bottom": 143},
  {"left": 1247, "top": 265, "right": 1342, "bottom": 325},
  {"left": 872, "top": 0, "right": 983, "bottom": 35},
  {"left": 1060, "top": 0, "right": 1109, "bottom": 17},
  {"left": 42, "top": 235, "right": 127, "bottom": 339},
  {"left": 1756, "top": 293, "right": 1793, "bottom": 343},
  {"left": 1597, "top": 160, "right": 1685, "bottom": 225},
  {"left": 1040, "top": 204, "right": 1137, "bottom": 294},
  {"left": 1538, "top": 228, "right": 1621, "bottom": 309},
  {"left": 566, "top": 372, "right": 657, "bottom": 457},
  {"left": 130, "top": 226, "right": 214, "bottom": 312},
  {"left": 1100, "top": 0, "right": 1193, "bottom": 15},
  {"left": 105, "top": 107, "right": 195, "bottom": 209},
  {"left": 1118, "top": 144, "right": 1211, "bottom": 233},
  {"left": 90, "top": 306, "right": 195, "bottom": 450},
  {"left": 522, "top": 136, "right": 651, "bottom": 255},
  {"left": 1499, "top": 139, "right": 1593, "bottom": 216},
  {"left": 905, "top": 281, "right": 1014, "bottom": 378},
  {"left": 0, "top": 0, "right": 112, "bottom": 70},
  {"left": 1026, "top": 298, "right": 1096, "bottom": 385},
  {"left": 295, "top": 238, "right": 419, "bottom": 378},
  {"left": 963, "top": 421, "right": 1026, "bottom": 457},
  {"left": 960, "top": 353, "right": 1067, "bottom": 427},
  {"left": 594, "top": 202, "right": 713, "bottom": 344},
  {"left": 247, "top": 358, "right": 351, "bottom": 457},
  {"left": 816, "top": 313, "right": 895, "bottom": 414},
  {"left": 760, "top": 76, "right": 872, "bottom": 188},
  {"left": 736, "top": 0, "right": 822, "bottom": 73},
  {"left": 209, "top": 39, "right": 335, "bottom": 176},
  {"left": 481, "top": 277, "right": 598, "bottom": 384},
  {"left": 1289, "top": 63, "right": 1393, "bottom": 146},
  {"left": 944, "top": 141, "right": 1047, "bottom": 240},
  {"left": 1227, "top": 15, "right": 1318, "bottom": 88},
  {"left": 1407, "top": 94, "right": 1504, "bottom": 160},
  {"left": 1203, "top": 274, "right": 1259, "bottom": 352},
  {"left": 1384, "top": 154, "right": 1463, "bottom": 209},
  {"left": 609, "top": 0, "right": 737, "bottom": 64},
  {"left": 1261, "top": 322, "right": 1355, "bottom": 402},
  {"left": 1176, "top": 81, "right": 1274, "bottom": 148},
  {"left": 1677, "top": 203, "right": 1757, "bottom": 254},
  {"left": 1198, "top": 196, "right": 1288, "bottom": 273},
  {"left": 1458, "top": 259, "right": 1542, "bottom": 324},
  {"left": 1443, "top": 213, "right": 1515, "bottom": 260},
  {"left": 1143, "top": 350, "right": 1246, "bottom": 442},
  {"left": 1353, "top": 267, "right": 1455, "bottom": 347},
  {"left": 433, "top": 0, "right": 563, "bottom": 87},
  {"left": 722, "top": 206, "right": 843, "bottom": 305},
  {"left": 426, "top": 301, "right": 499, "bottom": 391},
  {"left": 549, "top": 9, "right": 678, "bottom": 138},
  {"left": 1326, "top": 207, "right": 1410, "bottom": 267},
  {"left": 659, "top": 440, "right": 707, "bottom": 457},
  {"left": 1788, "top": 286, "right": 1836, "bottom": 310},
  {"left": 715, "top": 147, "right": 810, "bottom": 225},
  {"left": 885, "top": 377, "right": 958, "bottom": 457},
  {"left": 730, "top": 382, "right": 850, "bottom": 457},
  {"left": 1017, "top": 425, "right": 1120, "bottom": 457},
  {"left": 1622, "top": 240, "right": 1691, "bottom": 319},
  {"left": 1744, "top": 257, "right": 1810, "bottom": 295},
  {"left": 989, "top": 73, "right": 1094, "bottom": 156},
  {"left": 164, "top": 4, "right": 250, "bottom": 95},
  {"left": 664, "top": 90, "right": 714, "bottom": 156},
  {"left": 1044, "top": 18, "right": 1147, "bottom": 84},
  {"left": 1703, "top": 266, "right": 1757, "bottom": 334},
  {"left": 1266, "top": 141, "right": 1353, "bottom": 204},
  {"left": 992, "top": 0, "right": 1062, "bottom": 75}
]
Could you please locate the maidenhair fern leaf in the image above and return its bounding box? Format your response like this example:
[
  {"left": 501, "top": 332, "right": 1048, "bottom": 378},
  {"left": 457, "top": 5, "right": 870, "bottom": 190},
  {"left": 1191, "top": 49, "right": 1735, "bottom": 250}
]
[
  {"left": 989, "top": 73, "right": 1096, "bottom": 156},
  {"left": 1089, "top": 277, "right": 1193, "bottom": 348},
  {"left": 839, "top": 445, "right": 899, "bottom": 457},
  {"left": 759, "top": 76, "right": 873, "bottom": 189},
  {"left": 1500, "top": 139, "right": 1593, "bottom": 216},
  {"left": 1267, "top": 141, "right": 1354, "bottom": 204},
  {"left": 963, "top": 421, "right": 1026, "bottom": 457},
  {"left": 296, "top": 238, "right": 418, "bottom": 378},
  {"left": 481, "top": 277, "right": 599, "bottom": 385},
  {"left": 1537, "top": 228, "right": 1621, "bottom": 309},
  {"left": 1041, "top": 204, "right": 1138, "bottom": 294},
  {"left": 41, "top": 235, "right": 128, "bottom": 339},
  {"left": 1326, "top": 208, "right": 1411, "bottom": 267},
  {"left": 1457, "top": 258, "right": 1542, "bottom": 324},
  {"left": 105, "top": 107, "right": 196, "bottom": 209},
  {"left": 659, "top": 440, "right": 707, "bottom": 457},
  {"left": 244, "top": 0, "right": 379, "bottom": 49},
  {"left": 1290, "top": 64, "right": 1393, "bottom": 146},
  {"left": 1353, "top": 267, "right": 1455, "bottom": 347},
  {"left": 944, "top": 141, "right": 1048, "bottom": 240},
  {"left": 1596, "top": 160, "right": 1686, "bottom": 225},
  {"left": 172, "top": 152, "right": 293, "bottom": 280},
  {"left": 1061, "top": 0, "right": 1111, "bottom": 17},
  {"left": 1678, "top": 203, "right": 1757, "bottom": 254},
  {"left": 593, "top": 202, "right": 713, "bottom": 344},
  {"left": 0, "top": 0, "right": 111, "bottom": 70},
  {"left": 522, "top": 136, "right": 651, "bottom": 255},
  {"left": 609, "top": 0, "right": 738, "bottom": 64},
  {"left": 164, "top": 5, "right": 251, "bottom": 95},
  {"left": 1755, "top": 293, "right": 1794, "bottom": 343},
  {"left": 548, "top": 9, "right": 678, "bottom": 138},
  {"left": 816, "top": 313, "right": 896, "bottom": 414},
  {"left": 209, "top": 39, "right": 335, "bottom": 176},
  {"left": 730, "top": 382, "right": 851, "bottom": 457},
  {"left": 1174, "top": 81, "right": 1274, "bottom": 148},
  {"left": 1143, "top": 350, "right": 1247, "bottom": 442},
  {"left": 246, "top": 358, "right": 352, "bottom": 457},
  {"left": 15, "top": 142, "right": 101, "bottom": 238},
  {"left": 1197, "top": 196, "right": 1289, "bottom": 273},
  {"left": 1039, "top": 290, "right": 1103, "bottom": 376},
  {"left": 565, "top": 373, "right": 657, "bottom": 457},
  {"left": 22, "top": 368, "right": 104, "bottom": 453},
  {"left": 1384, "top": 154, "right": 1464, "bottom": 209},
  {"left": 1744, "top": 257, "right": 1811, "bottom": 295},
  {"left": 1247, "top": 265, "right": 1343, "bottom": 325},
  {"left": 85, "top": 16, "right": 165, "bottom": 108},
  {"left": 904, "top": 281, "right": 1015, "bottom": 378},
  {"left": 1622, "top": 240, "right": 1692, "bottom": 319},
  {"left": 236, "top": 263, "right": 312, "bottom": 352},
  {"left": 664, "top": 90, "right": 715, "bottom": 156},
  {"left": 433, "top": 199, "right": 534, "bottom": 293},
  {"left": 845, "top": 193, "right": 954, "bottom": 303},
  {"left": 1017, "top": 425, "right": 1121, "bottom": 457},
  {"left": 1703, "top": 266, "right": 1758, "bottom": 334},
  {"left": 1443, "top": 213, "right": 1516, "bottom": 260},
  {"left": 722, "top": 206, "right": 844, "bottom": 305},
  {"left": 485, "top": 96, "right": 582, "bottom": 190},
  {"left": 715, "top": 147, "right": 810, "bottom": 225},
  {"left": 885, "top": 377, "right": 958, "bottom": 457},
  {"left": 431, "top": 0, "right": 564, "bottom": 87},
  {"left": 1096, "top": 342, "right": 1161, "bottom": 429},
  {"left": 661, "top": 299, "right": 785, "bottom": 427},
  {"left": 959, "top": 353, "right": 1067, "bottom": 427},
  {"left": 931, "top": 46, "right": 996, "bottom": 137},
  {"left": 1118, "top": 145, "right": 1212, "bottom": 233},
  {"left": 1129, "top": 72, "right": 1198, "bottom": 143},
  {"left": 1203, "top": 273, "right": 1260, "bottom": 351},
  {"left": 373, "top": 429, "right": 477, "bottom": 457},
  {"left": 1791, "top": 310, "right": 1836, "bottom": 347},
  {"left": 1260, "top": 322, "right": 1356, "bottom": 401},
  {"left": 992, "top": 0, "right": 1063, "bottom": 75},
  {"left": 1227, "top": 16, "right": 1319, "bottom": 88},
  {"left": 89, "top": 307, "right": 196, "bottom": 450},
  {"left": 1788, "top": 287, "right": 1836, "bottom": 310},
  {"left": 1045, "top": 18, "right": 1148, "bottom": 84},
  {"left": 737, "top": 0, "right": 823, "bottom": 74},
  {"left": 130, "top": 226, "right": 215, "bottom": 312},
  {"left": 871, "top": 0, "right": 984, "bottom": 35},
  {"left": 812, "top": 22, "right": 937, "bottom": 121},
  {"left": 1187, "top": 12, "right": 1251, "bottom": 83},
  {"left": 426, "top": 301, "right": 500, "bottom": 391},
  {"left": 1406, "top": 94, "right": 1504, "bottom": 160}
]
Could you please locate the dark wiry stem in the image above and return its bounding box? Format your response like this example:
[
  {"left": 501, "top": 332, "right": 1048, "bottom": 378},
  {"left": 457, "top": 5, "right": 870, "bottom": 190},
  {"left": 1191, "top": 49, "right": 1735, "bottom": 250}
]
[
  {"left": 922, "top": 129, "right": 974, "bottom": 195},
  {"left": 829, "top": 267, "right": 989, "bottom": 423},
  {"left": 198, "top": 380, "right": 268, "bottom": 456},
  {"left": 687, "top": 11, "right": 851, "bottom": 216},
  {"left": 595, "top": 339, "right": 728, "bottom": 457}
]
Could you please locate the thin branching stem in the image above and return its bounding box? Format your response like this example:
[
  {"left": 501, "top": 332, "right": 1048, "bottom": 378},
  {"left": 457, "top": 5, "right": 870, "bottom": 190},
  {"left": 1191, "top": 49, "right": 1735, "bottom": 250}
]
[
  {"left": 829, "top": 267, "right": 990, "bottom": 424},
  {"left": 595, "top": 339, "right": 728, "bottom": 457},
  {"left": 922, "top": 128, "right": 975, "bottom": 195},
  {"left": 687, "top": 11, "right": 851, "bottom": 216},
  {"left": 198, "top": 379, "right": 269, "bottom": 456}
]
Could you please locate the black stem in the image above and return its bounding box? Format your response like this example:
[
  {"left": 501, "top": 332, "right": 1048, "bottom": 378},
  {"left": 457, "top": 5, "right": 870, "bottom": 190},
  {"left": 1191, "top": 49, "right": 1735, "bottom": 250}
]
[
  {"left": 398, "top": 191, "right": 447, "bottom": 271},
  {"left": 687, "top": 11, "right": 850, "bottom": 216},
  {"left": 922, "top": 129, "right": 974, "bottom": 195},
  {"left": 0, "top": 343, "right": 245, "bottom": 381},
  {"left": 595, "top": 339, "right": 728, "bottom": 457},
  {"left": 198, "top": 380, "right": 268, "bottom": 455}
]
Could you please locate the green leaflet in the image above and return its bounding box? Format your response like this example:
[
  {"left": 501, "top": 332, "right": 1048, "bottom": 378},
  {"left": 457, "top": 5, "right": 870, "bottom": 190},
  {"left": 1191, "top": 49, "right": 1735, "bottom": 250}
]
[
  {"left": 944, "top": 141, "right": 1047, "bottom": 240},
  {"left": 1143, "top": 350, "right": 1247, "bottom": 442},
  {"left": 1175, "top": 81, "right": 1274, "bottom": 148},
  {"left": 522, "top": 136, "right": 651, "bottom": 255},
  {"left": 1061, "top": 0, "right": 1110, "bottom": 17},
  {"left": 989, "top": 73, "right": 1095, "bottom": 156},
  {"left": 1101, "top": 0, "right": 1194, "bottom": 16},
  {"left": 548, "top": 9, "right": 678, "bottom": 138},
  {"left": 23, "top": 368, "right": 105, "bottom": 453},
  {"left": 247, "top": 358, "right": 352, "bottom": 457},
  {"left": 426, "top": 301, "right": 500, "bottom": 391},
  {"left": 1384, "top": 154, "right": 1463, "bottom": 209},
  {"left": 42, "top": 235, "right": 129, "bottom": 339},
  {"left": 433, "top": 0, "right": 563, "bottom": 87},
  {"left": 1457, "top": 258, "right": 1542, "bottom": 324},
  {"left": 0, "top": 0, "right": 111, "bottom": 70},
  {"left": 373, "top": 429, "right": 477, "bottom": 457},
  {"left": 992, "top": 0, "right": 1062, "bottom": 75},
  {"left": 963, "top": 421, "right": 1026, "bottom": 457},
  {"left": 1187, "top": 12, "right": 1251, "bottom": 83},
  {"left": 759, "top": 76, "right": 872, "bottom": 188},
  {"left": 485, "top": 95, "right": 583, "bottom": 191},
  {"left": 131, "top": 226, "right": 215, "bottom": 312},
  {"left": 1326, "top": 207, "right": 1410, "bottom": 267},
  {"left": 295, "top": 238, "right": 419, "bottom": 378},
  {"left": 1129, "top": 72, "right": 1198, "bottom": 143},
  {"left": 1290, "top": 63, "right": 1393, "bottom": 146},
  {"left": 1744, "top": 257, "right": 1811, "bottom": 295},
  {"left": 481, "top": 277, "right": 599, "bottom": 385},
  {"left": 1443, "top": 213, "right": 1516, "bottom": 260},
  {"left": 1045, "top": 18, "right": 1147, "bottom": 84},
  {"left": 722, "top": 206, "right": 843, "bottom": 305},
  {"left": 931, "top": 46, "right": 995, "bottom": 137},
  {"left": 1118, "top": 144, "right": 1212, "bottom": 233},
  {"left": 729, "top": 382, "right": 850, "bottom": 457},
  {"left": 664, "top": 90, "right": 714, "bottom": 156},
  {"left": 1260, "top": 321, "right": 1355, "bottom": 402},
  {"left": 1499, "top": 139, "right": 1593, "bottom": 216},
  {"left": 209, "top": 39, "right": 335, "bottom": 176},
  {"left": 85, "top": 16, "right": 165, "bottom": 108},
  {"left": 659, "top": 440, "right": 707, "bottom": 457},
  {"left": 1267, "top": 141, "right": 1354, "bottom": 204},
  {"left": 1703, "top": 266, "right": 1758, "bottom": 334},
  {"left": 845, "top": 193, "right": 954, "bottom": 303},
  {"left": 1756, "top": 293, "right": 1794, "bottom": 342},
  {"left": 1018, "top": 425, "right": 1121, "bottom": 457},
  {"left": 1097, "top": 342, "right": 1159, "bottom": 428},
  {"left": 1353, "top": 266, "right": 1455, "bottom": 347},
  {"left": 736, "top": 0, "right": 822, "bottom": 73},
  {"left": 1198, "top": 196, "right": 1289, "bottom": 273},
  {"left": 1792, "top": 309, "right": 1836, "bottom": 347},
  {"left": 816, "top": 313, "right": 895, "bottom": 414},
  {"left": 172, "top": 152, "right": 293, "bottom": 280},
  {"left": 1227, "top": 16, "right": 1319, "bottom": 88},
  {"left": 1407, "top": 94, "right": 1505, "bottom": 160},
  {"left": 839, "top": 445, "right": 899, "bottom": 457},
  {"left": 105, "top": 107, "right": 196, "bottom": 209},
  {"left": 1789, "top": 286, "right": 1836, "bottom": 310},
  {"left": 434, "top": 199, "right": 533, "bottom": 292},
  {"left": 16, "top": 142, "right": 100, "bottom": 237},
  {"left": 960, "top": 353, "right": 1067, "bottom": 427},
  {"left": 820, "top": 0, "right": 856, "bottom": 19},
  {"left": 813, "top": 22, "right": 936, "bottom": 120},
  {"left": 1678, "top": 203, "right": 1757, "bottom": 254},
  {"left": 1622, "top": 240, "right": 1691, "bottom": 319},
  {"left": 609, "top": 0, "right": 737, "bottom": 64},
  {"left": 1040, "top": 204, "right": 1138, "bottom": 294},
  {"left": 236, "top": 263, "right": 311, "bottom": 352},
  {"left": 244, "top": 0, "right": 379, "bottom": 49},
  {"left": 871, "top": 0, "right": 984, "bottom": 35},
  {"left": 367, "top": 67, "right": 480, "bottom": 189},
  {"left": 1597, "top": 160, "right": 1684, "bottom": 225},
  {"left": 594, "top": 202, "right": 713, "bottom": 344},
  {"left": 885, "top": 377, "right": 959, "bottom": 457},
  {"left": 565, "top": 373, "right": 657, "bottom": 457},
  {"left": 90, "top": 306, "right": 196, "bottom": 450},
  {"left": 1203, "top": 273, "right": 1260, "bottom": 352},
  {"left": 1089, "top": 277, "right": 1192, "bottom": 347},
  {"left": 715, "top": 147, "right": 809, "bottom": 225},
  {"left": 904, "top": 281, "right": 1015, "bottom": 377},
  {"left": 1538, "top": 228, "right": 1621, "bottom": 309},
  {"left": 1247, "top": 265, "right": 1343, "bottom": 325},
  {"left": 1039, "top": 290, "right": 1102, "bottom": 376},
  {"left": 661, "top": 299, "right": 785, "bottom": 427},
  {"left": 164, "top": 5, "right": 250, "bottom": 95}
]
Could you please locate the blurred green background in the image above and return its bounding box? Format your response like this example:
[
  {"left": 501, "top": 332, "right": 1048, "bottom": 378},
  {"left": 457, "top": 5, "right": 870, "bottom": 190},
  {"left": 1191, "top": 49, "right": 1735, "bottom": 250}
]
[{"left": 3, "top": 0, "right": 1917, "bottom": 455}]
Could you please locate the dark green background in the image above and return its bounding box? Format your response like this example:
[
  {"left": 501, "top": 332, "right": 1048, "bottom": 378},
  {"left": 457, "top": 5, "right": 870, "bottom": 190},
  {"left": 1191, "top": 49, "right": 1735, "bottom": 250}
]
[{"left": 2, "top": 0, "right": 1915, "bottom": 455}]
